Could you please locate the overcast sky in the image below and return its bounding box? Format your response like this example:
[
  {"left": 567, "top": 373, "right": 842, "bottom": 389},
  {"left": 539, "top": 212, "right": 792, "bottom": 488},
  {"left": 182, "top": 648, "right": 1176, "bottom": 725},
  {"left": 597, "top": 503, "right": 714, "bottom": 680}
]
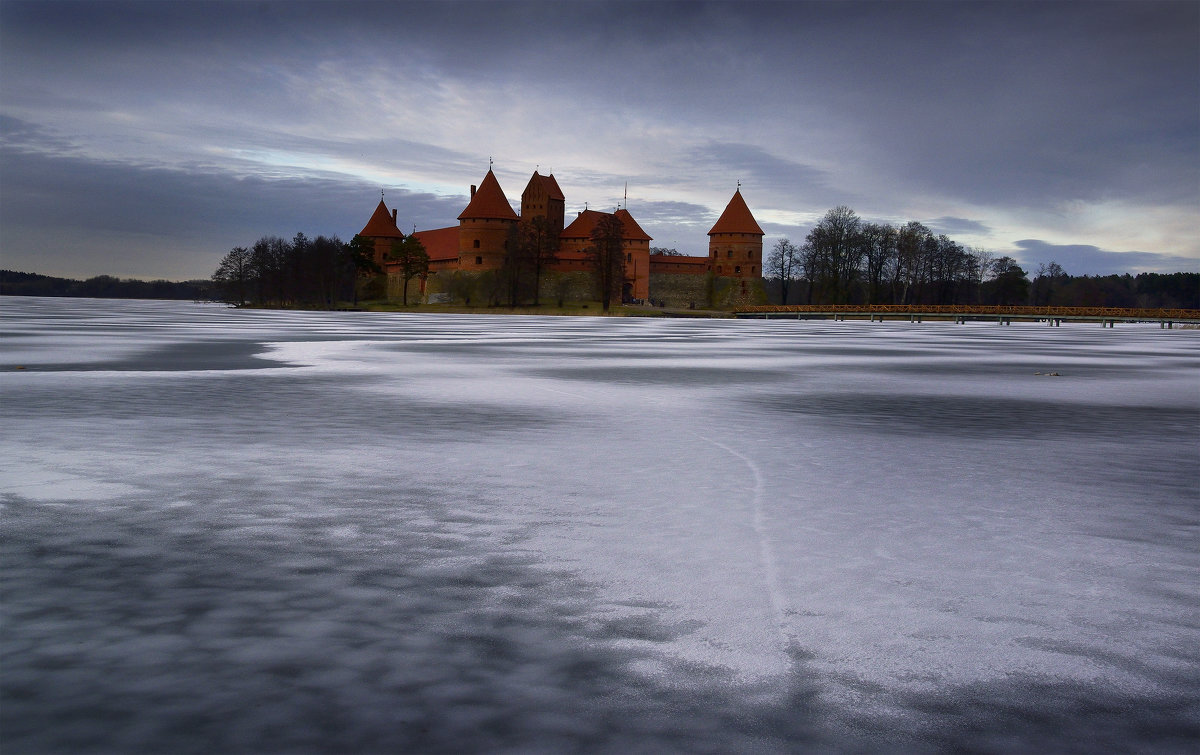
[{"left": 1, "top": 0, "right": 1196, "bottom": 280}]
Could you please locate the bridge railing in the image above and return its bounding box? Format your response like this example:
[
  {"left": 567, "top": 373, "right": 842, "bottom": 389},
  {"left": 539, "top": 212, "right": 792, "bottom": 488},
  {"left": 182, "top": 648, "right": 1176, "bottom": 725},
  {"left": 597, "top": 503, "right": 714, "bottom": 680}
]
[{"left": 733, "top": 304, "right": 1200, "bottom": 319}]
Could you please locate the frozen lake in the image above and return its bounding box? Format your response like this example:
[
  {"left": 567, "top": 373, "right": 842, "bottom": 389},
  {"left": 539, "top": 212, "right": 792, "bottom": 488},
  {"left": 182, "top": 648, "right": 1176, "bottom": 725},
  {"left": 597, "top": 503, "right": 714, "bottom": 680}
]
[{"left": 3, "top": 296, "right": 1198, "bottom": 752}]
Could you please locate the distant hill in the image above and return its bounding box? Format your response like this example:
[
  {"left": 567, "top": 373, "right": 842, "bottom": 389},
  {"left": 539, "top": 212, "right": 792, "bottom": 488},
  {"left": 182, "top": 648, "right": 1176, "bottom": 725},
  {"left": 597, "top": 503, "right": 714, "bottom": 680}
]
[{"left": 1, "top": 271, "right": 215, "bottom": 300}]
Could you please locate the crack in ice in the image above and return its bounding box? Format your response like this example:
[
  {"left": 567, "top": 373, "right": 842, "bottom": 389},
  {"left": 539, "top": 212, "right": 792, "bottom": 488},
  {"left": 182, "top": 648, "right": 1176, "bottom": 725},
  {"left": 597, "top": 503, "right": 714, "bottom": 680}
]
[{"left": 697, "top": 435, "right": 793, "bottom": 655}]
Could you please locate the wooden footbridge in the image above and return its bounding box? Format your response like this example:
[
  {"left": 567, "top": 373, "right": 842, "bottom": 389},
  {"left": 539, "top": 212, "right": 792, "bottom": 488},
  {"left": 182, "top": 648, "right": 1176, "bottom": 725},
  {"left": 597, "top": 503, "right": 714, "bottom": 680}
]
[{"left": 732, "top": 304, "right": 1200, "bottom": 327}]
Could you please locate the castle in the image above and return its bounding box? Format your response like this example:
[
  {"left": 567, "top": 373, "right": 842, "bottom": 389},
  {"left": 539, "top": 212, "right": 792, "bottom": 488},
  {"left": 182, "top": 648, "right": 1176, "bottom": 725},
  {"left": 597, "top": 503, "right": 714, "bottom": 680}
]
[{"left": 358, "top": 168, "right": 766, "bottom": 306}]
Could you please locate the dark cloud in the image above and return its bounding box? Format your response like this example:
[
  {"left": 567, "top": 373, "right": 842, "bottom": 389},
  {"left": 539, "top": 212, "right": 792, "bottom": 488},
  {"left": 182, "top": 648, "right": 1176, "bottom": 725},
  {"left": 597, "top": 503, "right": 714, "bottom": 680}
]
[
  {"left": 621, "top": 200, "right": 713, "bottom": 229},
  {"left": 0, "top": 1, "right": 1196, "bottom": 278},
  {"left": 680, "top": 142, "right": 845, "bottom": 209},
  {"left": 927, "top": 217, "right": 992, "bottom": 236},
  {"left": 0, "top": 146, "right": 467, "bottom": 279},
  {"left": 1012, "top": 240, "right": 1199, "bottom": 277}
]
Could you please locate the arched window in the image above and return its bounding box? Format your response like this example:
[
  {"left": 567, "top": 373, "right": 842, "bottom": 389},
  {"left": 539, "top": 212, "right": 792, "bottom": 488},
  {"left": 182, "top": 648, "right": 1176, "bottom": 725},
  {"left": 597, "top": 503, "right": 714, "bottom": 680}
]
[
  {"left": 735, "top": 265, "right": 741, "bottom": 274},
  {"left": 626, "top": 253, "right": 632, "bottom": 262},
  {"left": 475, "top": 256, "right": 483, "bottom": 265},
  {"left": 473, "top": 239, "right": 480, "bottom": 249},
  {"left": 727, "top": 250, "right": 733, "bottom": 258}
]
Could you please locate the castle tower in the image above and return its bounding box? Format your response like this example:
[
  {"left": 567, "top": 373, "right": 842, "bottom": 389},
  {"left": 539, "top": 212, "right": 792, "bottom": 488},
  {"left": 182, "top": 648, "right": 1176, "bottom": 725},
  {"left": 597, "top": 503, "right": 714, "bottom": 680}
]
[
  {"left": 559, "top": 208, "right": 653, "bottom": 301},
  {"left": 708, "top": 188, "right": 764, "bottom": 280},
  {"left": 358, "top": 199, "right": 405, "bottom": 268},
  {"left": 458, "top": 169, "right": 519, "bottom": 270},
  {"left": 615, "top": 208, "right": 652, "bottom": 301},
  {"left": 520, "top": 171, "right": 565, "bottom": 239}
]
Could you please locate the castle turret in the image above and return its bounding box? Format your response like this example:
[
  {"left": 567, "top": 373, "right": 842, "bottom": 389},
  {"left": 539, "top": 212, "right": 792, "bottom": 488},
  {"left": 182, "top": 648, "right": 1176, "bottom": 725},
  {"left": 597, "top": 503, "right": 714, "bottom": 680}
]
[
  {"left": 708, "top": 189, "right": 764, "bottom": 280},
  {"left": 520, "top": 171, "right": 565, "bottom": 239},
  {"left": 458, "top": 169, "right": 518, "bottom": 270},
  {"left": 358, "top": 199, "right": 405, "bottom": 268}
]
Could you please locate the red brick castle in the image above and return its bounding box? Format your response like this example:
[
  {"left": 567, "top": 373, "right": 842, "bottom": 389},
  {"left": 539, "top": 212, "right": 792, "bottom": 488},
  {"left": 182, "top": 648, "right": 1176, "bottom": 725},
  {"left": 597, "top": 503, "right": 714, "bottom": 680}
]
[{"left": 358, "top": 168, "right": 765, "bottom": 306}]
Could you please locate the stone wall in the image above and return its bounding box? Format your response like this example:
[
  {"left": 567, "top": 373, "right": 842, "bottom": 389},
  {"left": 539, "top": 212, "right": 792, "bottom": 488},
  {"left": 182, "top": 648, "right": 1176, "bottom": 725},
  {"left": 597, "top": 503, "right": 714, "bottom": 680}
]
[
  {"left": 402, "top": 270, "right": 764, "bottom": 309},
  {"left": 710, "top": 276, "right": 768, "bottom": 308},
  {"left": 648, "top": 273, "right": 711, "bottom": 309}
]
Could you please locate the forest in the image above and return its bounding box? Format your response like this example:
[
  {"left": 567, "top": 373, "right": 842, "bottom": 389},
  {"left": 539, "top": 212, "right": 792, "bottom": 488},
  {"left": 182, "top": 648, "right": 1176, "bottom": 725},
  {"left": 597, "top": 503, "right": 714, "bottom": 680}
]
[
  {"left": 0, "top": 270, "right": 212, "bottom": 300},
  {"left": 766, "top": 206, "right": 1198, "bottom": 309}
]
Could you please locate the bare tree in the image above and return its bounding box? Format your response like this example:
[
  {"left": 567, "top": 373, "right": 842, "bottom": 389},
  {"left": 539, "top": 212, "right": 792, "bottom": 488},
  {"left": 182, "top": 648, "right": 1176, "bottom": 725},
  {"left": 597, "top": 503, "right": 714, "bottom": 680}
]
[
  {"left": 805, "top": 206, "right": 864, "bottom": 304},
  {"left": 389, "top": 237, "right": 429, "bottom": 306},
  {"left": 765, "top": 238, "right": 801, "bottom": 304},
  {"left": 969, "top": 247, "right": 996, "bottom": 304},
  {"left": 522, "top": 216, "right": 559, "bottom": 307},
  {"left": 860, "top": 223, "right": 897, "bottom": 304},
  {"left": 588, "top": 214, "right": 625, "bottom": 312},
  {"left": 212, "top": 246, "right": 253, "bottom": 305}
]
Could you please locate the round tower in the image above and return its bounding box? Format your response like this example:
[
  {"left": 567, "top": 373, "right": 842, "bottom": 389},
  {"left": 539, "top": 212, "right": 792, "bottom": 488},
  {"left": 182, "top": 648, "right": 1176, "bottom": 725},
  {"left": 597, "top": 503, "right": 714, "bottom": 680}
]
[
  {"left": 358, "top": 198, "right": 405, "bottom": 268},
  {"left": 458, "top": 169, "right": 518, "bottom": 270},
  {"left": 708, "top": 188, "right": 764, "bottom": 280}
]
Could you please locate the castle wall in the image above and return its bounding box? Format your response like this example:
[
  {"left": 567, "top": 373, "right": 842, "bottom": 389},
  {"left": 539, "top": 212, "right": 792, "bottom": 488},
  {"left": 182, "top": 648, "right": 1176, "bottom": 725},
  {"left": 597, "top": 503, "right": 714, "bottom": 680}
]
[
  {"left": 711, "top": 275, "right": 768, "bottom": 307},
  {"left": 649, "top": 272, "right": 710, "bottom": 308}
]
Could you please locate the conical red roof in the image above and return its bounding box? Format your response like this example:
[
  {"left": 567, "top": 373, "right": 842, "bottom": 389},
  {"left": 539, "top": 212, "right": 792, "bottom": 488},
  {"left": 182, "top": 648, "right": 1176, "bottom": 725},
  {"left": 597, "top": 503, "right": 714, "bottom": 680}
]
[
  {"left": 458, "top": 169, "right": 518, "bottom": 221},
  {"left": 708, "top": 189, "right": 764, "bottom": 236},
  {"left": 359, "top": 199, "right": 403, "bottom": 238}
]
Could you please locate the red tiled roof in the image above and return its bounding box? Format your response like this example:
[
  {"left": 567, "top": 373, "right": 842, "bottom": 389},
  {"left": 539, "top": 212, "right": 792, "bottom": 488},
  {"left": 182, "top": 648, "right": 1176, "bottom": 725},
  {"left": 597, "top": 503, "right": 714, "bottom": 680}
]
[
  {"left": 708, "top": 189, "right": 764, "bottom": 236},
  {"left": 458, "top": 169, "right": 518, "bottom": 221},
  {"left": 412, "top": 226, "right": 459, "bottom": 262},
  {"left": 560, "top": 209, "right": 605, "bottom": 239},
  {"left": 615, "top": 209, "right": 652, "bottom": 241},
  {"left": 359, "top": 199, "right": 404, "bottom": 238},
  {"left": 540, "top": 172, "right": 565, "bottom": 200},
  {"left": 561, "top": 208, "right": 652, "bottom": 241}
]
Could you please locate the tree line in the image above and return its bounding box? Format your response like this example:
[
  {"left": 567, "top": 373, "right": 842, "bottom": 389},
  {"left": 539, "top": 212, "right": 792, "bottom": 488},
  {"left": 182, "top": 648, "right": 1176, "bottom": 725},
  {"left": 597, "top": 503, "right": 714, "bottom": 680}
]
[
  {"left": 766, "top": 206, "right": 1198, "bottom": 309},
  {"left": 0, "top": 270, "right": 213, "bottom": 300},
  {"left": 211, "top": 233, "right": 381, "bottom": 307}
]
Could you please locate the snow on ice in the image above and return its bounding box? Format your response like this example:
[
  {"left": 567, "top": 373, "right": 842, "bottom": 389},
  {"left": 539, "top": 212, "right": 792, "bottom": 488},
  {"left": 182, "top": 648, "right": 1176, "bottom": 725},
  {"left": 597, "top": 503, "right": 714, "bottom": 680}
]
[{"left": 2, "top": 296, "right": 1198, "bottom": 752}]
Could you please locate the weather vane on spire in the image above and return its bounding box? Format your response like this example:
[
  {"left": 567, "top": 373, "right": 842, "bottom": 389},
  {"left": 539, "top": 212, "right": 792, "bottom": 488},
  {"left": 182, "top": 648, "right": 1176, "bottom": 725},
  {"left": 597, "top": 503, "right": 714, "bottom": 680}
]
[
  {"left": 737, "top": 179, "right": 741, "bottom": 190},
  {"left": 489, "top": 156, "right": 493, "bottom": 171},
  {"left": 381, "top": 189, "right": 385, "bottom": 200}
]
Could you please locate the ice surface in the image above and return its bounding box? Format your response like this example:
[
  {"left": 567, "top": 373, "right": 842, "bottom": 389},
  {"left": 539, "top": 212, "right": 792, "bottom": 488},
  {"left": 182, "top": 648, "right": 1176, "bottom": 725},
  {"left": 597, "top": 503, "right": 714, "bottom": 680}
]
[{"left": 2, "top": 296, "right": 1198, "bottom": 752}]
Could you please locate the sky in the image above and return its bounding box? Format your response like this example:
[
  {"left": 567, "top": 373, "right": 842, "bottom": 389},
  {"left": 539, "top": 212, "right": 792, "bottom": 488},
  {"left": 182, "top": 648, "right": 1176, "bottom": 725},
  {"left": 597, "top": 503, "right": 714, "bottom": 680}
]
[{"left": 1, "top": 0, "right": 1197, "bottom": 281}]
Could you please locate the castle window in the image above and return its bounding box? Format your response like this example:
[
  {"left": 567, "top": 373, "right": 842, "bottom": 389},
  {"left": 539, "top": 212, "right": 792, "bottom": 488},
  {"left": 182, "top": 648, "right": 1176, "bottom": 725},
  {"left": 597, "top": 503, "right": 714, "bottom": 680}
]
[
  {"left": 473, "top": 239, "right": 480, "bottom": 249},
  {"left": 626, "top": 253, "right": 632, "bottom": 262},
  {"left": 475, "top": 256, "right": 483, "bottom": 265},
  {"left": 735, "top": 266, "right": 741, "bottom": 274},
  {"left": 727, "top": 250, "right": 732, "bottom": 258}
]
